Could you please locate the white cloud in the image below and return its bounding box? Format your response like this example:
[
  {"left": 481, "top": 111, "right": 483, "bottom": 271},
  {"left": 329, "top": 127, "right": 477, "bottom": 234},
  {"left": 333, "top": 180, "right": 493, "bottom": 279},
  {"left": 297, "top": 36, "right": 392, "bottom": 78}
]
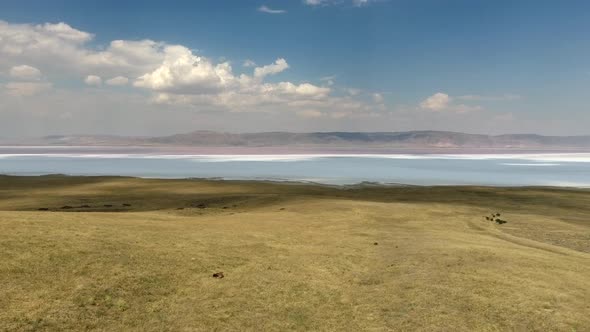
[
  {"left": 272, "top": 82, "right": 331, "bottom": 98},
  {"left": 420, "top": 92, "right": 482, "bottom": 113},
  {"left": 38, "top": 22, "right": 92, "bottom": 42},
  {"left": 0, "top": 19, "right": 378, "bottom": 120},
  {"left": 84, "top": 75, "right": 102, "bottom": 86},
  {"left": 130, "top": 47, "right": 343, "bottom": 112},
  {"left": 258, "top": 5, "right": 287, "bottom": 14},
  {"left": 420, "top": 92, "right": 451, "bottom": 111},
  {"left": 5, "top": 82, "right": 52, "bottom": 96},
  {"left": 106, "top": 76, "right": 129, "bottom": 86},
  {"left": 134, "top": 45, "right": 236, "bottom": 94},
  {"left": 148, "top": 78, "right": 335, "bottom": 112},
  {"left": 84, "top": 39, "right": 166, "bottom": 75},
  {"left": 9, "top": 65, "right": 42, "bottom": 80},
  {"left": 0, "top": 21, "right": 166, "bottom": 77},
  {"left": 0, "top": 21, "right": 88, "bottom": 65},
  {"left": 253, "top": 58, "right": 289, "bottom": 78}
]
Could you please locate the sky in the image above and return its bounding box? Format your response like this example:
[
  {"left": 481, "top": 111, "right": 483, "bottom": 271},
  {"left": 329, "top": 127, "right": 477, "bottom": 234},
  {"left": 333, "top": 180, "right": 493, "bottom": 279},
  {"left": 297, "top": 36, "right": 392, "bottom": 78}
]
[{"left": 0, "top": 0, "right": 589, "bottom": 137}]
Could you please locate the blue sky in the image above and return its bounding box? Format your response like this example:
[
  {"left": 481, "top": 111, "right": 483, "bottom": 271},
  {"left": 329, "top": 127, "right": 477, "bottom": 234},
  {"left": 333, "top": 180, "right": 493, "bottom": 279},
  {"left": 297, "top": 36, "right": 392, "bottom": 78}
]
[{"left": 0, "top": 0, "right": 589, "bottom": 136}]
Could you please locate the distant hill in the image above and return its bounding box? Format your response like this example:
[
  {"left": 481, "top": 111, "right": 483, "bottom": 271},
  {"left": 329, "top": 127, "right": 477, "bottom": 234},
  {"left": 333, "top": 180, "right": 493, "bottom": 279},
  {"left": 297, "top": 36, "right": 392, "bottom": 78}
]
[{"left": 4, "top": 131, "right": 590, "bottom": 150}]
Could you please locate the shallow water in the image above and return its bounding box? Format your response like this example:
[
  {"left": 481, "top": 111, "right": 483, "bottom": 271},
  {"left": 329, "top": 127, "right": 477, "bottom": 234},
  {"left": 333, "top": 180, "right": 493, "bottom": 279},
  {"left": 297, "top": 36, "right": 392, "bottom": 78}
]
[{"left": 1, "top": 151, "right": 590, "bottom": 187}]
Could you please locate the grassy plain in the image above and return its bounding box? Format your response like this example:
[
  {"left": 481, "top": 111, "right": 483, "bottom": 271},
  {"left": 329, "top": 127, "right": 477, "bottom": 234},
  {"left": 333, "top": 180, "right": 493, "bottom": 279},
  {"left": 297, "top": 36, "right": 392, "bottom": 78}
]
[{"left": 0, "top": 175, "right": 589, "bottom": 331}]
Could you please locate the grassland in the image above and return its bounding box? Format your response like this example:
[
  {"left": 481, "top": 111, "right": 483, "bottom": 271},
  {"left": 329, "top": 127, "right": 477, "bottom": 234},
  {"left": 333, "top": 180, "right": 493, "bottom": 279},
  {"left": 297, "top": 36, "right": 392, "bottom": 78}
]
[{"left": 0, "top": 175, "right": 589, "bottom": 331}]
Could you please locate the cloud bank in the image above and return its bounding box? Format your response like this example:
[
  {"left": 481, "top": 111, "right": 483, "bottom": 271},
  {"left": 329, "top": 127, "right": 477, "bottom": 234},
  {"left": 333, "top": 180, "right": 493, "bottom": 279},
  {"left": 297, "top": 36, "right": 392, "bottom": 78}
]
[
  {"left": 0, "top": 20, "right": 382, "bottom": 117},
  {"left": 0, "top": 20, "right": 543, "bottom": 137}
]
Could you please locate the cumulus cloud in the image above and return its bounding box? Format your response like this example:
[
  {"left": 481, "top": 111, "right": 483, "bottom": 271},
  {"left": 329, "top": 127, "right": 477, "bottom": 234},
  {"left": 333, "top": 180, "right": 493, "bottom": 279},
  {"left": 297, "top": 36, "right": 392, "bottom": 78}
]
[
  {"left": 106, "top": 76, "right": 129, "bottom": 86},
  {"left": 84, "top": 75, "right": 102, "bottom": 86},
  {"left": 84, "top": 39, "right": 166, "bottom": 75},
  {"left": 420, "top": 92, "right": 451, "bottom": 111},
  {"left": 0, "top": 19, "right": 381, "bottom": 121},
  {"left": 0, "top": 21, "right": 165, "bottom": 77},
  {"left": 9, "top": 65, "right": 42, "bottom": 80},
  {"left": 38, "top": 22, "right": 93, "bottom": 42},
  {"left": 420, "top": 92, "right": 482, "bottom": 113},
  {"left": 127, "top": 46, "right": 357, "bottom": 113},
  {"left": 271, "top": 82, "right": 331, "bottom": 98},
  {"left": 133, "top": 45, "right": 236, "bottom": 94},
  {"left": 253, "top": 58, "right": 289, "bottom": 78},
  {"left": 258, "top": 5, "right": 287, "bottom": 14},
  {"left": 0, "top": 21, "right": 87, "bottom": 64}
]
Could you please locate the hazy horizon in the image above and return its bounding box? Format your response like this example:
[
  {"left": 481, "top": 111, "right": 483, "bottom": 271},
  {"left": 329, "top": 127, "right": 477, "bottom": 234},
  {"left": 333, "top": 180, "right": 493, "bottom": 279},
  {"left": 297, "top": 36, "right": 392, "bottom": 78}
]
[{"left": 3, "top": 128, "right": 590, "bottom": 139}]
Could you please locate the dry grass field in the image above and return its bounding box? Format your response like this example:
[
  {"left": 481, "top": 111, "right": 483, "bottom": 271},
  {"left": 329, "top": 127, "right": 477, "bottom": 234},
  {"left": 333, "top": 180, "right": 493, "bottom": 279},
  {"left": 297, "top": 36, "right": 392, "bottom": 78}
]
[{"left": 0, "top": 175, "right": 589, "bottom": 331}]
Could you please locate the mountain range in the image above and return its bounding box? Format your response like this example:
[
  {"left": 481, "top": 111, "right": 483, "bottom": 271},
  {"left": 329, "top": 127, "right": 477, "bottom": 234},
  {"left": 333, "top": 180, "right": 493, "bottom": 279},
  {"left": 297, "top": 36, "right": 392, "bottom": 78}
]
[{"left": 4, "top": 131, "right": 590, "bottom": 150}]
